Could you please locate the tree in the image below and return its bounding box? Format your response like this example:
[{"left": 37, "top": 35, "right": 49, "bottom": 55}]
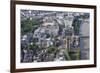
[
  {"left": 72, "top": 16, "right": 81, "bottom": 35},
  {"left": 47, "top": 46, "right": 57, "bottom": 54},
  {"left": 28, "top": 43, "right": 38, "bottom": 50},
  {"left": 21, "top": 18, "right": 40, "bottom": 35}
]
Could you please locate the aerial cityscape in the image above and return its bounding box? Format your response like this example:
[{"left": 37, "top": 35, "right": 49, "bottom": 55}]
[{"left": 20, "top": 10, "right": 90, "bottom": 63}]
